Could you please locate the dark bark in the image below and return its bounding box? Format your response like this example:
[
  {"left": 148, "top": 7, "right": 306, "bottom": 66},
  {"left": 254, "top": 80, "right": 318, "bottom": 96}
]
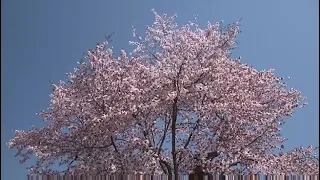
[
  {"left": 189, "top": 166, "right": 205, "bottom": 180},
  {"left": 171, "top": 97, "right": 178, "bottom": 180},
  {"left": 159, "top": 160, "right": 173, "bottom": 180}
]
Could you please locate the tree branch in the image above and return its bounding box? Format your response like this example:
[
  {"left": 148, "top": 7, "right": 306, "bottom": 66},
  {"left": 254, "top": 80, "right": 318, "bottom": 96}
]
[
  {"left": 157, "top": 117, "right": 171, "bottom": 155},
  {"left": 63, "top": 155, "right": 79, "bottom": 175},
  {"left": 159, "top": 159, "right": 172, "bottom": 176},
  {"left": 177, "top": 119, "right": 201, "bottom": 164},
  {"left": 110, "top": 136, "right": 119, "bottom": 153},
  {"left": 238, "top": 119, "right": 278, "bottom": 153},
  {"left": 183, "top": 119, "right": 200, "bottom": 149}
]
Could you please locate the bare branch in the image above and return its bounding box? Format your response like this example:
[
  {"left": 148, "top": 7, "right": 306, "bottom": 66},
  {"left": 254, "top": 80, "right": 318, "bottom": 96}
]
[
  {"left": 110, "top": 136, "right": 119, "bottom": 153},
  {"left": 157, "top": 117, "right": 171, "bottom": 155}
]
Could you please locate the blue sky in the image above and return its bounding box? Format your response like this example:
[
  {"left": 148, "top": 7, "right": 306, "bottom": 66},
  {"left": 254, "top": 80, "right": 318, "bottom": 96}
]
[{"left": 1, "top": 0, "right": 318, "bottom": 179}]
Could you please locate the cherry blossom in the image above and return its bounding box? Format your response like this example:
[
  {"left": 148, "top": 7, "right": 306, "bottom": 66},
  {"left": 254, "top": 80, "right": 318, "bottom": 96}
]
[{"left": 8, "top": 10, "right": 318, "bottom": 179}]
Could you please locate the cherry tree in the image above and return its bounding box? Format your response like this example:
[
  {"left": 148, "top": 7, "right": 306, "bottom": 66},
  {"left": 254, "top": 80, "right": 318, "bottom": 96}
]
[{"left": 8, "top": 10, "right": 319, "bottom": 179}]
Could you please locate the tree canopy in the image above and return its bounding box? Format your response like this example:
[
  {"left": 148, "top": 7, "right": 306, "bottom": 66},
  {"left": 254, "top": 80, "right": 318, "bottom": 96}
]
[{"left": 9, "top": 10, "right": 319, "bottom": 178}]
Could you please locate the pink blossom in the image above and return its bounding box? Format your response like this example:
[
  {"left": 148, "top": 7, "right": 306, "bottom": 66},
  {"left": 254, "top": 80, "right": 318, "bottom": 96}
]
[{"left": 8, "top": 10, "right": 318, "bottom": 177}]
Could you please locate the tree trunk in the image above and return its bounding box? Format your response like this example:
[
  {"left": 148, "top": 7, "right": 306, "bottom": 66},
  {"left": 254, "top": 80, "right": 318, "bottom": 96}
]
[
  {"left": 189, "top": 166, "right": 205, "bottom": 180},
  {"left": 171, "top": 97, "right": 178, "bottom": 180}
]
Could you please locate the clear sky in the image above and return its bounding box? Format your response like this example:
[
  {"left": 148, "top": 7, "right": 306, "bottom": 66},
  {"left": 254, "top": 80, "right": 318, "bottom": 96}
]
[{"left": 1, "top": 0, "right": 319, "bottom": 179}]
